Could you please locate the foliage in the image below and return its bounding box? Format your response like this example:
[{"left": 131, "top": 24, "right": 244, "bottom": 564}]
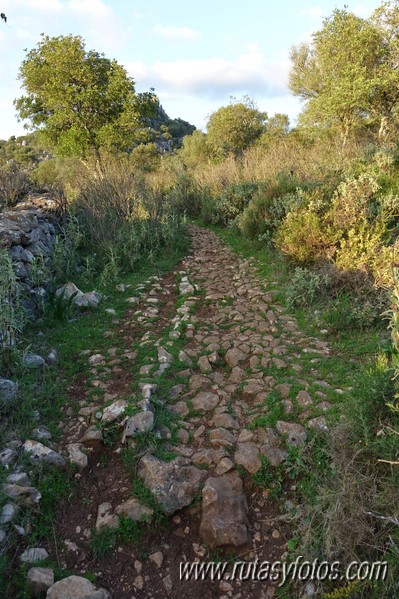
[
  {"left": 275, "top": 208, "right": 332, "bottom": 263},
  {"left": 238, "top": 182, "right": 303, "bottom": 240},
  {"left": 129, "top": 143, "right": 161, "bottom": 173},
  {"left": 321, "top": 292, "right": 385, "bottom": 332},
  {"left": 289, "top": 8, "right": 394, "bottom": 144},
  {"left": 72, "top": 158, "right": 188, "bottom": 274},
  {"left": 0, "top": 134, "right": 40, "bottom": 168},
  {"left": 255, "top": 113, "right": 290, "bottom": 147},
  {"left": 200, "top": 182, "right": 262, "bottom": 227},
  {"left": 15, "top": 34, "right": 157, "bottom": 175},
  {"left": 206, "top": 96, "right": 267, "bottom": 159},
  {"left": 179, "top": 130, "right": 212, "bottom": 166},
  {"left": 0, "top": 163, "right": 31, "bottom": 208},
  {"left": 286, "top": 267, "right": 329, "bottom": 308},
  {"left": 166, "top": 171, "right": 206, "bottom": 217},
  {"left": 0, "top": 249, "right": 26, "bottom": 371}
]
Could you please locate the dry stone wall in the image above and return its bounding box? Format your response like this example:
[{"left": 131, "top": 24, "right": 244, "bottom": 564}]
[{"left": 0, "top": 193, "right": 62, "bottom": 315}]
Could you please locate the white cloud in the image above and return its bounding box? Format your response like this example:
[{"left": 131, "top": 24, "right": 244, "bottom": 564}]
[
  {"left": 67, "top": 0, "right": 109, "bottom": 17},
  {"left": 352, "top": 5, "right": 373, "bottom": 18},
  {"left": 153, "top": 24, "right": 200, "bottom": 41},
  {"left": 2, "top": 0, "right": 63, "bottom": 14},
  {"left": 127, "top": 45, "right": 289, "bottom": 99},
  {"left": 66, "top": 0, "right": 130, "bottom": 52},
  {"left": 299, "top": 7, "right": 324, "bottom": 19}
]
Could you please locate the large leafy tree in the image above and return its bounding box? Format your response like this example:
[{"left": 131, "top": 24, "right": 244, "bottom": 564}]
[
  {"left": 289, "top": 9, "right": 387, "bottom": 144},
  {"left": 14, "top": 34, "right": 157, "bottom": 175},
  {"left": 206, "top": 97, "right": 267, "bottom": 159},
  {"left": 371, "top": 1, "right": 399, "bottom": 139}
]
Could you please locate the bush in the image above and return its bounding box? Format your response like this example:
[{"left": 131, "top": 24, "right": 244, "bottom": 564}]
[
  {"left": 286, "top": 267, "right": 329, "bottom": 308},
  {"left": 275, "top": 209, "right": 334, "bottom": 263},
  {"left": 334, "top": 219, "right": 390, "bottom": 281},
  {"left": 0, "top": 249, "right": 27, "bottom": 371},
  {"left": 0, "top": 165, "right": 31, "bottom": 209},
  {"left": 166, "top": 173, "right": 205, "bottom": 218},
  {"left": 239, "top": 188, "right": 304, "bottom": 240},
  {"left": 200, "top": 182, "right": 262, "bottom": 227}
]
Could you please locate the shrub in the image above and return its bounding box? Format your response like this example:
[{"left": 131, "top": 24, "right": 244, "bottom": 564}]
[
  {"left": 239, "top": 188, "right": 304, "bottom": 240},
  {"left": 286, "top": 267, "right": 329, "bottom": 308},
  {"left": 202, "top": 182, "right": 262, "bottom": 227},
  {"left": 166, "top": 173, "right": 205, "bottom": 217},
  {"left": 328, "top": 173, "right": 379, "bottom": 230},
  {"left": 0, "top": 164, "right": 31, "bottom": 209},
  {"left": 275, "top": 209, "right": 334, "bottom": 263},
  {"left": 72, "top": 161, "right": 187, "bottom": 275},
  {"left": 334, "top": 219, "right": 390, "bottom": 279},
  {"left": 321, "top": 293, "right": 384, "bottom": 333}
]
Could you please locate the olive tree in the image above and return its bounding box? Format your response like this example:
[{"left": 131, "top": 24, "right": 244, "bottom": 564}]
[
  {"left": 15, "top": 34, "right": 157, "bottom": 176},
  {"left": 206, "top": 97, "right": 267, "bottom": 159}
]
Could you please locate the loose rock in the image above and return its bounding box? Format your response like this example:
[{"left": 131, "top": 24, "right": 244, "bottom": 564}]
[
  {"left": 46, "top": 575, "right": 110, "bottom": 599},
  {"left": 27, "top": 567, "right": 54, "bottom": 595},
  {"left": 23, "top": 440, "right": 65, "bottom": 467},
  {"left": 138, "top": 454, "right": 206, "bottom": 515},
  {"left": 199, "top": 472, "right": 250, "bottom": 549}
]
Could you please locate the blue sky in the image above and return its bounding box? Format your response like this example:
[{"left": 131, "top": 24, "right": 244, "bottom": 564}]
[{"left": 0, "top": 0, "right": 384, "bottom": 139}]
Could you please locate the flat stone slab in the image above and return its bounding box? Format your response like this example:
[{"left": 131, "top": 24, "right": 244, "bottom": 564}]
[
  {"left": 199, "top": 472, "right": 250, "bottom": 549},
  {"left": 276, "top": 421, "right": 307, "bottom": 447},
  {"left": 27, "top": 567, "right": 54, "bottom": 594},
  {"left": 115, "top": 498, "right": 153, "bottom": 522},
  {"left": 101, "top": 399, "right": 128, "bottom": 424},
  {"left": 20, "top": 547, "right": 49, "bottom": 564},
  {"left": 260, "top": 444, "right": 288, "bottom": 467},
  {"left": 0, "top": 378, "right": 18, "bottom": 406},
  {"left": 234, "top": 442, "right": 261, "bottom": 473},
  {"left": 225, "top": 348, "right": 246, "bottom": 368},
  {"left": 191, "top": 391, "right": 220, "bottom": 412},
  {"left": 122, "top": 411, "right": 154, "bottom": 441}
]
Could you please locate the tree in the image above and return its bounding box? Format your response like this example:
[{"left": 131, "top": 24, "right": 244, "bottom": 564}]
[
  {"left": 206, "top": 97, "right": 267, "bottom": 159},
  {"left": 289, "top": 9, "right": 386, "bottom": 144},
  {"left": 14, "top": 34, "right": 157, "bottom": 176},
  {"left": 256, "top": 113, "right": 290, "bottom": 147},
  {"left": 371, "top": 1, "right": 399, "bottom": 139},
  {"left": 179, "top": 130, "right": 211, "bottom": 166}
]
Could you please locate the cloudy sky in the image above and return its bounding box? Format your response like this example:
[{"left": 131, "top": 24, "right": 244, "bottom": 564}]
[{"left": 0, "top": 0, "right": 383, "bottom": 139}]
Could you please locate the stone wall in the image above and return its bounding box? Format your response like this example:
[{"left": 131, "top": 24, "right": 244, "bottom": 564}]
[{"left": 0, "top": 193, "right": 62, "bottom": 315}]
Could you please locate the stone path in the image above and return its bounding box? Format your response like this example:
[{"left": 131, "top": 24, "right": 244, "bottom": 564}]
[{"left": 28, "top": 225, "right": 340, "bottom": 598}]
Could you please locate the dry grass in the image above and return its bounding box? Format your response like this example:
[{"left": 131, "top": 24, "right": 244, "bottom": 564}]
[{"left": 191, "top": 137, "right": 362, "bottom": 194}]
